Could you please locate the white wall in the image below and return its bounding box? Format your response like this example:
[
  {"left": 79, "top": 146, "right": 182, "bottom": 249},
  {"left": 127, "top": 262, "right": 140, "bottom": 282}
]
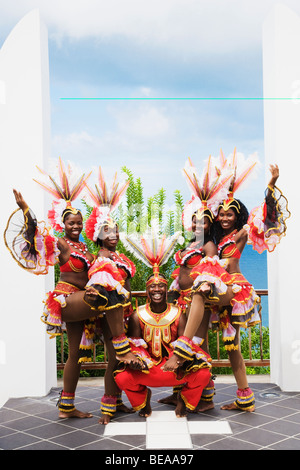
[
  {"left": 263, "top": 4, "right": 300, "bottom": 391},
  {"left": 0, "top": 10, "right": 56, "bottom": 408}
]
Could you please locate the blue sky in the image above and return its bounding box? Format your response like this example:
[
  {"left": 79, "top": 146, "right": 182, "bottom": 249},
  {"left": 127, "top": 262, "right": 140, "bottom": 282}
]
[{"left": 1, "top": 0, "right": 299, "bottom": 210}]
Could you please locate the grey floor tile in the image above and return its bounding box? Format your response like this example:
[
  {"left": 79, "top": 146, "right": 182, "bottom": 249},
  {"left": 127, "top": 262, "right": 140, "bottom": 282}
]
[
  {"left": 257, "top": 403, "right": 300, "bottom": 419},
  {"left": 266, "top": 437, "right": 300, "bottom": 450},
  {"left": 1, "top": 381, "right": 300, "bottom": 450},
  {"left": 260, "top": 419, "right": 300, "bottom": 437},
  {"left": 232, "top": 427, "right": 288, "bottom": 447},
  {"left": 0, "top": 431, "right": 42, "bottom": 450},
  {"left": 203, "top": 436, "right": 261, "bottom": 450},
  {"left": 17, "top": 440, "right": 70, "bottom": 450},
  {"left": 49, "top": 429, "right": 105, "bottom": 449},
  {"left": 1, "top": 415, "right": 50, "bottom": 432},
  {"left": 24, "top": 421, "right": 80, "bottom": 439},
  {"left": 78, "top": 436, "right": 136, "bottom": 450},
  {"left": 282, "top": 412, "right": 300, "bottom": 424}
]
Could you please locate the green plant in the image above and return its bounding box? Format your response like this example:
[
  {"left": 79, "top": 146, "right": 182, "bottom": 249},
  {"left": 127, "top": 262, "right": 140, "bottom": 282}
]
[{"left": 207, "top": 326, "right": 270, "bottom": 376}]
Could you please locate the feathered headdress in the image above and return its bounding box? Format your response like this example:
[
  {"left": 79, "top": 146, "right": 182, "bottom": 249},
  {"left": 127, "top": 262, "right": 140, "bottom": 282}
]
[
  {"left": 218, "top": 148, "right": 258, "bottom": 213},
  {"left": 84, "top": 167, "right": 129, "bottom": 242},
  {"left": 33, "top": 157, "right": 91, "bottom": 232},
  {"left": 182, "top": 156, "right": 232, "bottom": 231},
  {"left": 120, "top": 223, "right": 182, "bottom": 287}
]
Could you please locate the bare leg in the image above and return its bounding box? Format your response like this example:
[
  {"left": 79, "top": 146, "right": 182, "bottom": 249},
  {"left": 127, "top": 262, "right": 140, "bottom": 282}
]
[
  {"left": 98, "top": 318, "right": 134, "bottom": 425},
  {"left": 175, "top": 394, "right": 187, "bottom": 418},
  {"left": 161, "top": 290, "right": 207, "bottom": 372},
  {"left": 139, "top": 388, "right": 152, "bottom": 418},
  {"left": 162, "top": 285, "right": 235, "bottom": 372},
  {"left": 59, "top": 321, "right": 92, "bottom": 419},
  {"left": 105, "top": 306, "right": 144, "bottom": 366},
  {"left": 61, "top": 291, "right": 96, "bottom": 322},
  {"left": 61, "top": 292, "right": 143, "bottom": 367},
  {"left": 157, "top": 393, "right": 178, "bottom": 406},
  {"left": 158, "top": 308, "right": 212, "bottom": 407},
  {"left": 220, "top": 325, "right": 255, "bottom": 412},
  {"left": 194, "top": 309, "right": 215, "bottom": 412},
  {"left": 228, "top": 333, "right": 249, "bottom": 390}
]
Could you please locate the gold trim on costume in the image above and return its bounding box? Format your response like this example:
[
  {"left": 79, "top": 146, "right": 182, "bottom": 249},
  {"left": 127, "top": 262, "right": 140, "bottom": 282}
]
[{"left": 137, "top": 303, "right": 181, "bottom": 359}]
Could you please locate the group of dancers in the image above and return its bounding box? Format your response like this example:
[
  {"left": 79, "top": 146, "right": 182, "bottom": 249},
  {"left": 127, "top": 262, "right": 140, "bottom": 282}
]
[{"left": 4, "top": 151, "right": 290, "bottom": 424}]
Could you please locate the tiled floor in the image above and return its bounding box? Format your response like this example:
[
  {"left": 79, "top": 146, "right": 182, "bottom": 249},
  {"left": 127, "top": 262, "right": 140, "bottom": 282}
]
[{"left": 1, "top": 377, "right": 300, "bottom": 451}]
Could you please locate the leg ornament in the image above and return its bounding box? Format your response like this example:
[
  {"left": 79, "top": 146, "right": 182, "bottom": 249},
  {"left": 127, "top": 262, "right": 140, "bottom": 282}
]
[
  {"left": 235, "top": 387, "right": 255, "bottom": 411},
  {"left": 101, "top": 394, "right": 118, "bottom": 417},
  {"left": 200, "top": 378, "right": 215, "bottom": 402},
  {"left": 57, "top": 390, "right": 76, "bottom": 413},
  {"left": 112, "top": 334, "right": 131, "bottom": 356},
  {"left": 173, "top": 336, "right": 195, "bottom": 361}
]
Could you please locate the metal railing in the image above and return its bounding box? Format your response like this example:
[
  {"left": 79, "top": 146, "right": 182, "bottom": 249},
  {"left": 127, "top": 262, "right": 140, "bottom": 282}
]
[{"left": 57, "top": 289, "right": 270, "bottom": 371}]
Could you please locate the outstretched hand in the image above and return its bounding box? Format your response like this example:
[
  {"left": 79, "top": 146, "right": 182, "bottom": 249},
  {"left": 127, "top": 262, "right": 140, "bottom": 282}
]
[
  {"left": 13, "top": 189, "right": 29, "bottom": 212},
  {"left": 268, "top": 164, "right": 279, "bottom": 188}
]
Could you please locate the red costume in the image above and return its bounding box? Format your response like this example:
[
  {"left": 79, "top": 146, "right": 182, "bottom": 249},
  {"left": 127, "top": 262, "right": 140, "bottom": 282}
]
[
  {"left": 78, "top": 250, "right": 136, "bottom": 363},
  {"left": 115, "top": 303, "right": 212, "bottom": 412}
]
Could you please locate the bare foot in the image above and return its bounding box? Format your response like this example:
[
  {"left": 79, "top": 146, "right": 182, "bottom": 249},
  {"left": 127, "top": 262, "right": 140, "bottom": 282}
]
[
  {"left": 194, "top": 400, "right": 215, "bottom": 413},
  {"left": 98, "top": 413, "right": 111, "bottom": 425},
  {"left": 221, "top": 402, "right": 255, "bottom": 412},
  {"left": 139, "top": 388, "right": 152, "bottom": 418},
  {"left": 199, "top": 281, "right": 212, "bottom": 295},
  {"left": 175, "top": 394, "right": 187, "bottom": 418},
  {"left": 157, "top": 394, "right": 178, "bottom": 406},
  {"left": 117, "top": 403, "right": 135, "bottom": 414},
  {"left": 59, "top": 408, "right": 93, "bottom": 419}
]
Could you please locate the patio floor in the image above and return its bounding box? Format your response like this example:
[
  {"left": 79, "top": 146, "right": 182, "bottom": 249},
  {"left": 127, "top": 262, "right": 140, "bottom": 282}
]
[{"left": 1, "top": 376, "right": 300, "bottom": 452}]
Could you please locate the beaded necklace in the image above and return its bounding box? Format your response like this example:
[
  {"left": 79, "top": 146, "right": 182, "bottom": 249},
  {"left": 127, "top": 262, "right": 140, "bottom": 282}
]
[{"left": 64, "top": 237, "right": 88, "bottom": 255}]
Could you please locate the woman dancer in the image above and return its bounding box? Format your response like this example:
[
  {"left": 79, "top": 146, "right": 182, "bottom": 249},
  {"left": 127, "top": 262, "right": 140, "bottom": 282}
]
[
  {"left": 5, "top": 161, "right": 140, "bottom": 418},
  {"left": 160, "top": 157, "right": 232, "bottom": 410},
  {"left": 213, "top": 155, "right": 289, "bottom": 411},
  {"left": 163, "top": 152, "right": 290, "bottom": 412},
  {"left": 76, "top": 167, "right": 141, "bottom": 424},
  {"left": 8, "top": 158, "right": 95, "bottom": 418}
]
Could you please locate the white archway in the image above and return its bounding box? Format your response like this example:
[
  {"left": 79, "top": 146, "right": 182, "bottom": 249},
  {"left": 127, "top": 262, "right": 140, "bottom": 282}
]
[
  {"left": 0, "top": 10, "right": 56, "bottom": 408},
  {"left": 263, "top": 4, "right": 300, "bottom": 391}
]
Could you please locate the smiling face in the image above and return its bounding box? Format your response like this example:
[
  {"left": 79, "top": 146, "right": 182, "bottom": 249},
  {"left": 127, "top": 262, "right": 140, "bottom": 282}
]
[
  {"left": 100, "top": 224, "right": 119, "bottom": 251},
  {"left": 147, "top": 279, "right": 168, "bottom": 308},
  {"left": 218, "top": 207, "right": 237, "bottom": 233},
  {"left": 192, "top": 215, "right": 211, "bottom": 241},
  {"left": 64, "top": 213, "right": 83, "bottom": 241}
]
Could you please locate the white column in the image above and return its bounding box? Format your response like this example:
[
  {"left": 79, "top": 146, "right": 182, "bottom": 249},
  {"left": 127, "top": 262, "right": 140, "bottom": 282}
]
[
  {"left": 263, "top": 4, "right": 300, "bottom": 391},
  {"left": 0, "top": 10, "right": 56, "bottom": 408}
]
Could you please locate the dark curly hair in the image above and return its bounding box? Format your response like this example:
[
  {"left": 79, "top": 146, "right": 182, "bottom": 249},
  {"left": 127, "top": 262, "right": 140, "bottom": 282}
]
[{"left": 212, "top": 198, "right": 249, "bottom": 245}]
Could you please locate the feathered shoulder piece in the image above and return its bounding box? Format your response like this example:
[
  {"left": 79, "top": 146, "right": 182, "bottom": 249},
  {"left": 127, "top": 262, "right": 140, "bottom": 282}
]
[
  {"left": 182, "top": 155, "right": 232, "bottom": 230},
  {"left": 33, "top": 157, "right": 91, "bottom": 232},
  {"left": 84, "top": 167, "right": 129, "bottom": 242},
  {"left": 120, "top": 223, "right": 182, "bottom": 286}
]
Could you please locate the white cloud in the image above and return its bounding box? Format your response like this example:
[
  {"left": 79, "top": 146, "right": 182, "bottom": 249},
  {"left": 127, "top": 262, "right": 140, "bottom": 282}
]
[
  {"left": 111, "top": 104, "right": 171, "bottom": 138},
  {"left": 2, "top": 0, "right": 300, "bottom": 57},
  {"left": 53, "top": 130, "right": 94, "bottom": 147},
  {"left": 0, "top": 0, "right": 274, "bottom": 207}
]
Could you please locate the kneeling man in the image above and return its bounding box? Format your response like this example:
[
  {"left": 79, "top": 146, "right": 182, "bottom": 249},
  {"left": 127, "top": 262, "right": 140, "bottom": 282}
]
[{"left": 114, "top": 272, "right": 212, "bottom": 418}]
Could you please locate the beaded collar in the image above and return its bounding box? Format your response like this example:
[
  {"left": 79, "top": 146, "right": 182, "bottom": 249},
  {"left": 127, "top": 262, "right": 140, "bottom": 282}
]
[{"left": 63, "top": 237, "right": 88, "bottom": 255}]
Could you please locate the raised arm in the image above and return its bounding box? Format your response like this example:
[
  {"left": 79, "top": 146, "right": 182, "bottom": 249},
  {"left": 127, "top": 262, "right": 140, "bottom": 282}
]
[
  {"left": 13, "top": 189, "right": 29, "bottom": 213},
  {"left": 268, "top": 164, "right": 279, "bottom": 189}
]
